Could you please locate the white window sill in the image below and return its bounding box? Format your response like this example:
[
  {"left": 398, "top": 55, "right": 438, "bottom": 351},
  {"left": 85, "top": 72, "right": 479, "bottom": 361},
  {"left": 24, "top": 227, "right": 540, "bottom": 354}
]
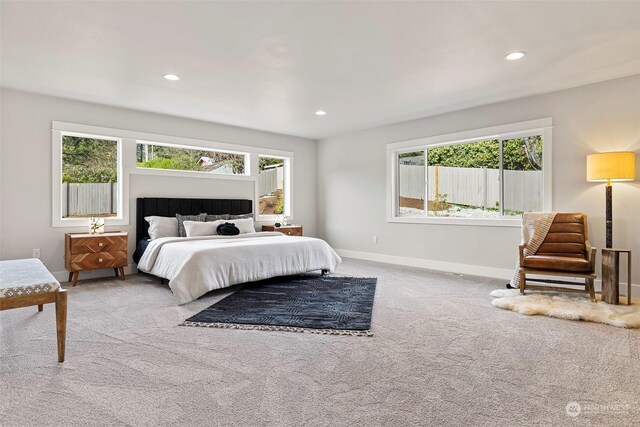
[
  {"left": 255, "top": 215, "right": 294, "bottom": 223},
  {"left": 53, "top": 217, "right": 129, "bottom": 228},
  {"left": 129, "top": 167, "right": 253, "bottom": 181},
  {"left": 387, "top": 216, "right": 522, "bottom": 227}
]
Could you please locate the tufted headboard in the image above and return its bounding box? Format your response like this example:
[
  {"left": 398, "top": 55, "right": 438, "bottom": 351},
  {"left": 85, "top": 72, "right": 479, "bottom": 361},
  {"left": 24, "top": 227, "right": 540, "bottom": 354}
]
[{"left": 136, "top": 197, "right": 253, "bottom": 243}]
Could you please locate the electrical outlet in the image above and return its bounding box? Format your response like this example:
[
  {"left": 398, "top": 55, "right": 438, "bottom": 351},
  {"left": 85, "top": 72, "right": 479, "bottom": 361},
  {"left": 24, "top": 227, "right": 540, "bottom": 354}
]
[
  {"left": 32, "top": 248, "right": 41, "bottom": 259},
  {"left": 372, "top": 235, "right": 378, "bottom": 244}
]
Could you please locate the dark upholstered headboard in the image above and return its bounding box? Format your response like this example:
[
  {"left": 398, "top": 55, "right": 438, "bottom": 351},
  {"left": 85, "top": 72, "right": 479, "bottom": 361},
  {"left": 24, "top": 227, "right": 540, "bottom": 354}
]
[{"left": 136, "top": 197, "right": 253, "bottom": 243}]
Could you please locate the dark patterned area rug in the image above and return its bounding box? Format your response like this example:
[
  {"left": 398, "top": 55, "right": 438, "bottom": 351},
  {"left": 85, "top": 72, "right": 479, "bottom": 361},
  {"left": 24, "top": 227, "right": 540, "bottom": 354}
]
[{"left": 182, "top": 275, "right": 377, "bottom": 336}]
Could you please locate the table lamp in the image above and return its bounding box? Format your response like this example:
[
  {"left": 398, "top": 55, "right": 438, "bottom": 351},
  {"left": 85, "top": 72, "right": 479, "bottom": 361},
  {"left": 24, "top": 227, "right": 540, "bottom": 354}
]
[{"left": 586, "top": 151, "right": 636, "bottom": 248}]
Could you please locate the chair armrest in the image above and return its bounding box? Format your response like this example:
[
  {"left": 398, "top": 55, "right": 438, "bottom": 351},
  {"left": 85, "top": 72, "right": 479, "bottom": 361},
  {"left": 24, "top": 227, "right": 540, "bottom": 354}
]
[
  {"left": 586, "top": 240, "right": 597, "bottom": 272},
  {"left": 519, "top": 244, "right": 526, "bottom": 267}
]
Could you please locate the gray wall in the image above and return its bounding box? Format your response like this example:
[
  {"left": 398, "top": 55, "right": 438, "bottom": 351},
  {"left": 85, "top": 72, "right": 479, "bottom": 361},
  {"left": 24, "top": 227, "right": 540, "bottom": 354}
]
[
  {"left": 2, "top": 76, "right": 639, "bottom": 282},
  {"left": 0, "top": 89, "right": 317, "bottom": 277},
  {"left": 318, "top": 75, "right": 640, "bottom": 280}
]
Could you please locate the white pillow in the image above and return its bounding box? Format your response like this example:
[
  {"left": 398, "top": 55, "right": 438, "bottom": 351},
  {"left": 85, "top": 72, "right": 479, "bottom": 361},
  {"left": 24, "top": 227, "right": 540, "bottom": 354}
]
[
  {"left": 184, "top": 220, "right": 223, "bottom": 237},
  {"left": 228, "top": 217, "right": 255, "bottom": 234},
  {"left": 145, "top": 216, "right": 179, "bottom": 240}
]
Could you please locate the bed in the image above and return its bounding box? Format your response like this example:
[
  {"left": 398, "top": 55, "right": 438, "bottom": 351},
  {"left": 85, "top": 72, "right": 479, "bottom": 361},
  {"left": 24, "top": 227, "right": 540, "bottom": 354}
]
[{"left": 134, "top": 198, "right": 342, "bottom": 304}]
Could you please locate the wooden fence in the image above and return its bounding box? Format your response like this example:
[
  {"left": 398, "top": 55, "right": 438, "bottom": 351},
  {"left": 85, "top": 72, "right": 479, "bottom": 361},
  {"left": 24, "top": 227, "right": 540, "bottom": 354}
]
[
  {"left": 62, "top": 183, "right": 118, "bottom": 217},
  {"left": 399, "top": 165, "right": 542, "bottom": 212},
  {"left": 258, "top": 167, "right": 284, "bottom": 197}
]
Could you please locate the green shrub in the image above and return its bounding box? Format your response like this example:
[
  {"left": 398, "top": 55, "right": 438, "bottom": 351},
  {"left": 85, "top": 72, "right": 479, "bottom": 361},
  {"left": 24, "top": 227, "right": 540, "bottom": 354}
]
[{"left": 275, "top": 194, "right": 284, "bottom": 214}]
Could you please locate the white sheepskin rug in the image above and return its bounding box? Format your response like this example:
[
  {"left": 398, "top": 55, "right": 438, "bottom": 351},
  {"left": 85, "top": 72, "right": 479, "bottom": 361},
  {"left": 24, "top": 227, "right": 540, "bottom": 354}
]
[{"left": 490, "top": 289, "right": 640, "bottom": 328}]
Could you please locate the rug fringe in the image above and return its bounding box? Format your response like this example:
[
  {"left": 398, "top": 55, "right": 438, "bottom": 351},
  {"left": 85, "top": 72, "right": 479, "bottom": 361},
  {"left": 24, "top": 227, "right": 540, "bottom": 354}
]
[{"left": 180, "top": 321, "right": 373, "bottom": 337}]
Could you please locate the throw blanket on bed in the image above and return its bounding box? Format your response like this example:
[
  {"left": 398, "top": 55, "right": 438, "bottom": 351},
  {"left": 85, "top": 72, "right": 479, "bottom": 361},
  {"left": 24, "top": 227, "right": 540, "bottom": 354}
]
[
  {"left": 138, "top": 232, "right": 342, "bottom": 304},
  {"left": 509, "top": 212, "right": 557, "bottom": 289}
]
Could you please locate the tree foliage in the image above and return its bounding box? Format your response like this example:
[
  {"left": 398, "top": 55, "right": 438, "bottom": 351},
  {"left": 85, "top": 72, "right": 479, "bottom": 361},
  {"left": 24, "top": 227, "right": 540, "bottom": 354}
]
[
  {"left": 137, "top": 144, "right": 245, "bottom": 174},
  {"left": 62, "top": 136, "right": 117, "bottom": 183},
  {"left": 259, "top": 157, "right": 284, "bottom": 171},
  {"left": 428, "top": 140, "right": 499, "bottom": 168},
  {"left": 400, "top": 136, "right": 542, "bottom": 171}
]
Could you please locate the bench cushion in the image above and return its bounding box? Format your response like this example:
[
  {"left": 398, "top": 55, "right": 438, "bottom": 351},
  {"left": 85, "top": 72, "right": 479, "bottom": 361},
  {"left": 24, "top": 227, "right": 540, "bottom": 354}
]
[{"left": 0, "top": 259, "right": 61, "bottom": 298}]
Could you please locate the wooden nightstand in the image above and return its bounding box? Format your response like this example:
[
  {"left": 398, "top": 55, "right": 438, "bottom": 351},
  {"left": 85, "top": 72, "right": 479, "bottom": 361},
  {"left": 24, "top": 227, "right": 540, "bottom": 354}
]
[
  {"left": 262, "top": 225, "right": 303, "bottom": 236},
  {"left": 65, "top": 231, "right": 128, "bottom": 286}
]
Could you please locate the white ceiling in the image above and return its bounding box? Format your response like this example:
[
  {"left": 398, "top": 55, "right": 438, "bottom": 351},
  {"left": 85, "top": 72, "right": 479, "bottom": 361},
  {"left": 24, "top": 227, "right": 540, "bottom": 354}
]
[{"left": 1, "top": 1, "right": 639, "bottom": 139}]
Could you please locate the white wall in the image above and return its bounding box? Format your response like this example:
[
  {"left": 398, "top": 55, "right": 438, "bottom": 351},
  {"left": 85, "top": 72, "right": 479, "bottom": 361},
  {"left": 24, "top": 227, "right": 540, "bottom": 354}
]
[
  {"left": 0, "top": 89, "right": 317, "bottom": 278},
  {"left": 318, "top": 75, "right": 640, "bottom": 280},
  {"left": 0, "top": 89, "right": 3, "bottom": 259},
  {"left": 2, "top": 76, "right": 639, "bottom": 284}
]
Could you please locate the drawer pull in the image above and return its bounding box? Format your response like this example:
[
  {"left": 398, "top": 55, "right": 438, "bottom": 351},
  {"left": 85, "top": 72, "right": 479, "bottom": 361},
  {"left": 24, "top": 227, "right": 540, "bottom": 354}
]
[
  {"left": 98, "top": 258, "right": 103, "bottom": 263},
  {"left": 287, "top": 231, "right": 292, "bottom": 235},
  {"left": 98, "top": 242, "right": 104, "bottom": 247}
]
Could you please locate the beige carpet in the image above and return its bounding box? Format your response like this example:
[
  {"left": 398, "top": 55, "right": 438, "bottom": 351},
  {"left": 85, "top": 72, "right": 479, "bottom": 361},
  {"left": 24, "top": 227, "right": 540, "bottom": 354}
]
[
  {"left": 1, "top": 259, "right": 640, "bottom": 426},
  {"left": 491, "top": 289, "right": 640, "bottom": 328}
]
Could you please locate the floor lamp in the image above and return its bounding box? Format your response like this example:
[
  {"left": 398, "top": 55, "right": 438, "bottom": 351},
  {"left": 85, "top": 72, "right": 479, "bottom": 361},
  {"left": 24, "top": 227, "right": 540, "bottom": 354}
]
[{"left": 586, "top": 151, "right": 636, "bottom": 248}]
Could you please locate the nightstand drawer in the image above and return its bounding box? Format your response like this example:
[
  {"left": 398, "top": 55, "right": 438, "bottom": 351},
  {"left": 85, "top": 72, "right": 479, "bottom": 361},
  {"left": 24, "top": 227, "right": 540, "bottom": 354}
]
[
  {"left": 69, "top": 251, "right": 127, "bottom": 271},
  {"left": 71, "top": 235, "right": 128, "bottom": 254},
  {"left": 281, "top": 227, "right": 302, "bottom": 236},
  {"left": 262, "top": 225, "right": 303, "bottom": 236}
]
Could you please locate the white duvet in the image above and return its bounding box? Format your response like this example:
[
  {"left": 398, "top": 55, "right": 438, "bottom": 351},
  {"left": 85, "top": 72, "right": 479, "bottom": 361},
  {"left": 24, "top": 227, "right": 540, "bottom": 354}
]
[{"left": 137, "top": 232, "right": 342, "bottom": 304}]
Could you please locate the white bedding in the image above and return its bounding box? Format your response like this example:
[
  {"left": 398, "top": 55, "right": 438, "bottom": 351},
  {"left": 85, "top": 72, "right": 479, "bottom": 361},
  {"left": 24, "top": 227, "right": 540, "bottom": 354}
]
[{"left": 137, "top": 232, "right": 342, "bottom": 304}]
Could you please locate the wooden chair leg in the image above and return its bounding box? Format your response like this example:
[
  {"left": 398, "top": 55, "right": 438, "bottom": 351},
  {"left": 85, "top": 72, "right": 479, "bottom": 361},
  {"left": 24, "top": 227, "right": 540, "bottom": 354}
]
[
  {"left": 55, "top": 290, "right": 67, "bottom": 363},
  {"left": 37, "top": 304, "right": 43, "bottom": 312},
  {"left": 587, "top": 278, "right": 596, "bottom": 303},
  {"left": 519, "top": 271, "right": 526, "bottom": 295}
]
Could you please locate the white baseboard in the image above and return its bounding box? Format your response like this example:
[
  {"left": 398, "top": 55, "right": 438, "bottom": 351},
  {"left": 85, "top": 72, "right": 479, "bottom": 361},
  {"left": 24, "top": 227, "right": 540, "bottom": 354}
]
[
  {"left": 52, "top": 265, "right": 137, "bottom": 284},
  {"left": 336, "top": 248, "right": 640, "bottom": 296},
  {"left": 335, "top": 249, "right": 514, "bottom": 280}
]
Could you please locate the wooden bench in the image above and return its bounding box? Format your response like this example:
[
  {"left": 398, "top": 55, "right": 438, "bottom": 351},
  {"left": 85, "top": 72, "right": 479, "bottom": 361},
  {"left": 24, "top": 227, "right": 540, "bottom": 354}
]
[{"left": 0, "top": 259, "right": 67, "bottom": 362}]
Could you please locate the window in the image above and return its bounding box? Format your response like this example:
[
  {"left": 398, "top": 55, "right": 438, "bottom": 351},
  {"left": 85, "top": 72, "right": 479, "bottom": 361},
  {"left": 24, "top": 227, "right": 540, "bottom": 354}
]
[
  {"left": 501, "top": 136, "right": 543, "bottom": 216},
  {"left": 398, "top": 151, "right": 425, "bottom": 217},
  {"left": 53, "top": 122, "right": 294, "bottom": 227},
  {"left": 258, "top": 155, "right": 290, "bottom": 218},
  {"left": 60, "top": 133, "right": 122, "bottom": 220},
  {"left": 136, "top": 142, "right": 247, "bottom": 175},
  {"left": 426, "top": 138, "right": 501, "bottom": 218},
  {"left": 388, "top": 119, "right": 551, "bottom": 225}
]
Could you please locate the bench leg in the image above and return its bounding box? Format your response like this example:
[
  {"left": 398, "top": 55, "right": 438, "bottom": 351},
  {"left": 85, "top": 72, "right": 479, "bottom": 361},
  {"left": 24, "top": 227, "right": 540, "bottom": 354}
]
[
  {"left": 38, "top": 304, "right": 43, "bottom": 312},
  {"left": 55, "top": 290, "right": 67, "bottom": 363}
]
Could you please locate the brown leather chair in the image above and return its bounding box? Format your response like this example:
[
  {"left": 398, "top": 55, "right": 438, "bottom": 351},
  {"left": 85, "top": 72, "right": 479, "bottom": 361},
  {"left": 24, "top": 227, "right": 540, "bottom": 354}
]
[{"left": 519, "top": 213, "right": 597, "bottom": 302}]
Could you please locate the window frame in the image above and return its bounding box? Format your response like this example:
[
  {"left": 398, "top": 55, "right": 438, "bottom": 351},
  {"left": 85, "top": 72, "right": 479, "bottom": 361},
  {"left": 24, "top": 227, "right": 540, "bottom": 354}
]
[
  {"left": 52, "top": 129, "right": 127, "bottom": 227},
  {"left": 135, "top": 139, "right": 251, "bottom": 178},
  {"left": 255, "top": 154, "right": 293, "bottom": 222},
  {"left": 52, "top": 121, "right": 294, "bottom": 227},
  {"left": 387, "top": 118, "right": 552, "bottom": 227}
]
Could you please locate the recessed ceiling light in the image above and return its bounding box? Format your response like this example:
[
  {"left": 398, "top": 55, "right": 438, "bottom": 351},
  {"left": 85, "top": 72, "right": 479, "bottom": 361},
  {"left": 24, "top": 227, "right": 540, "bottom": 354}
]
[
  {"left": 315, "top": 110, "right": 327, "bottom": 116},
  {"left": 163, "top": 74, "right": 180, "bottom": 81},
  {"left": 505, "top": 51, "right": 526, "bottom": 61}
]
